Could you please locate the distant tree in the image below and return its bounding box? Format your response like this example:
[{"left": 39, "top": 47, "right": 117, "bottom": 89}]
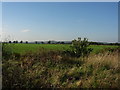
[
  {"left": 90, "top": 42, "right": 99, "bottom": 45},
  {"left": 48, "top": 41, "right": 51, "bottom": 44},
  {"left": 61, "top": 42, "right": 65, "bottom": 44},
  {"left": 41, "top": 41, "right": 44, "bottom": 44},
  {"left": 15, "top": 41, "right": 18, "bottom": 43},
  {"left": 114, "top": 43, "right": 120, "bottom": 45},
  {"left": 26, "top": 41, "right": 28, "bottom": 44},
  {"left": 35, "top": 41, "right": 38, "bottom": 44},
  {"left": 9, "top": 41, "right": 11, "bottom": 43},
  {"left": 56, "top": 42, "right": 60, "bottom": 44},
  {"left": 13, "top": 41, "right": 16, "bottom": 43},
  {"left": 20, "top": 41, "right": 23, "bottom": 43}
]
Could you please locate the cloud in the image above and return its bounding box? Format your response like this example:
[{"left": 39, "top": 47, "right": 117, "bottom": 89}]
[{"left": 21, "top": 29, "right": 30, "bottom": 33}]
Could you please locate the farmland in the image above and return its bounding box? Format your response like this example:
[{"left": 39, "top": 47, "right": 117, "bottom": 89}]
[
  {"left": 3, "top": 43, "right": 119, "bottom": 54},
  {"left": 2, "top": 43, "right": 120, "bottom": 88}
]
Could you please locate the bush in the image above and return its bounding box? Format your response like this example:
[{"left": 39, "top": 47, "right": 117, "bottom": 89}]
[{"left": 64, "top": 37, "right": 93, "bottom": 57}]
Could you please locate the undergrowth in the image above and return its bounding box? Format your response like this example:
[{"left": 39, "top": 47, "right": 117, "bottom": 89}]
[{"left": 2, "top": 47, "right": 120, "bottom": 88}]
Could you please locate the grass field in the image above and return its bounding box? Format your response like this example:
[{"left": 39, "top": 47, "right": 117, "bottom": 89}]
[
  {"left": 4, "top": 43, "right": 119, "bottom": 54},
  {"left": 2, "top": 43, "right": 120, "bottom": 88}
]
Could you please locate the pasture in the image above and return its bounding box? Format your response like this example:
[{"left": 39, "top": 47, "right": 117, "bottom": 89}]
[{"left": 4, "top": 43, "right": 119, "bottom": 54}]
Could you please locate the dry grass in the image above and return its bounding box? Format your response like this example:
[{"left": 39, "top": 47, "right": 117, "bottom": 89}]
[
  {"left": 2, "top": 48, "right": 120, "bottom": 88},
  {"left": 80, "top": 50, "right": 120, "bottom": 88},
  {"left": 85, "top": 51, "right": 119, "bottom": 71}
]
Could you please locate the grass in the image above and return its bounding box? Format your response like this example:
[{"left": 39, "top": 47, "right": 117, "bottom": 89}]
[
  {"left": 89, "top": 45, "right": 119, "bottom": 54},
  {"left": 4, "top": 43, "right": 119, "bottom": 55},
  {"left": 6, "top": 44, "right": 70, "bottom": 54},
  {"left": 2, "top": 43, "right": 120, "bottom": 88}
]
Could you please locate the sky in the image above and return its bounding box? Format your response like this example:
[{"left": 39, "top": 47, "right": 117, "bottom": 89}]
[
  {"left": 2, "top": 2, "right": 118, "bottom": 42},
  {"left": 0, "top": 2, "right": 2, "bottom": 41}
]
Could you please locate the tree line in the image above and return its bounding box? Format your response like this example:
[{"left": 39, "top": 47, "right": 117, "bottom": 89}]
[
  {"left": 6, "top": 40, "right": 67, "bottom": 44},
  {"left": 2, "top": 40, "right": 120, "bottom": 45}
]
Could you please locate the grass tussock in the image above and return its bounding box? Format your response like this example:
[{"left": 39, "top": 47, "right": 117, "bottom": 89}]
[{"left": 2, "top": 47, "right": 120, "bottom": 88}]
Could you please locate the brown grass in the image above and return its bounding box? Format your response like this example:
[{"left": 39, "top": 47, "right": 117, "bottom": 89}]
[
  {"left": 81, "top": 51, "right": 120, "bottom": 88},
  {"left": 2, "top": 48, "right": 120, "bottom": 88}
]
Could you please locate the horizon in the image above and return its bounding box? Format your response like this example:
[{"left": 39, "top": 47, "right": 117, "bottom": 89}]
[
  {"left": 1, "top": 2, "right": 118, "bottom": 43},
  {"left": 1, "top": 39, "right": 119, "bottom": 43}
]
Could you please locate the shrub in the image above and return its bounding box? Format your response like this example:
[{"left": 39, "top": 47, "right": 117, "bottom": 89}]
[{"left": 65, "top": 37, "right": 93, "bottom": 57}]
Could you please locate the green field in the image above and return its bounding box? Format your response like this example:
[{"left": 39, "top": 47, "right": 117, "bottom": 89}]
[
  {"left": 2, "top": 43, "right": 120, "bottom": 88},
  {"left": 5, "top": 43, "right": 119, "bottom": 54}
]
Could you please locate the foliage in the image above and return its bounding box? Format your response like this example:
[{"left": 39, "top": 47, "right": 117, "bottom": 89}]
[
  {"left": 48, "top": 41, "right": 51, "bottom": 44},
  {"left": 20, "top": 41, "right": 23, "bottom": 43},
  {"left": 2, "top": 49, "right": 120, "bottom": 88},
  {"left": 26, "top": 41, "right": 28, "bottom": 44},
  {"left": 65, "top": 37, "right": 93, "bottom": 57}
]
